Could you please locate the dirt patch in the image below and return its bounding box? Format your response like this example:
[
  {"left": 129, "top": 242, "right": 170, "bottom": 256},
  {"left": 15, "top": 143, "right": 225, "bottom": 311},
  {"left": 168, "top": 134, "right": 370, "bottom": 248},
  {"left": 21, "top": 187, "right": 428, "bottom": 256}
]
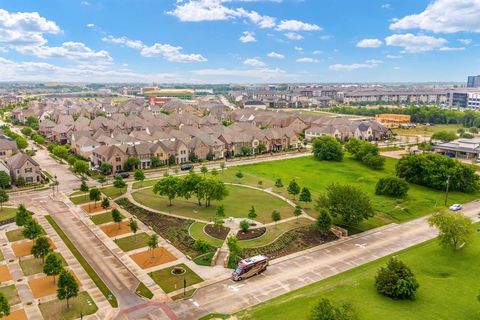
[
  {"left": 12, "top": 239, "right": 56, "bottom": 258},
  {"left": 100, "top": 221, "right": 131, "bottom": 237},
  {"left": 205, "top": 225, "right": 230, "bottom": 240},
  {"left": 130, "top": 247, "right": 176, "bottom": 269},
  {"left": 28, "top": 273, "right": 79, "bottom": 299},
  {"left": 3, "top": 309, "right": 27, "bottom": 320},
  {"left": 236, "top": 227, "right": 266, "bottom": 240},
  {"left": 81, "top": 202, "right": 113, "bottom": 214},
  {"left": 0, "top": 265, "right": 11, "bottom": 282}
]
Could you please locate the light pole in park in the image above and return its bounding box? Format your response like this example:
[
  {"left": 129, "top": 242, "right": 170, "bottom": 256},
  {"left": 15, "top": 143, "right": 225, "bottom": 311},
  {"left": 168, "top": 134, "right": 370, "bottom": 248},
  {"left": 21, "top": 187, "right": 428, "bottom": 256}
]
[{"left": 444, "top": 175, "right": 450, "bottom": 206}]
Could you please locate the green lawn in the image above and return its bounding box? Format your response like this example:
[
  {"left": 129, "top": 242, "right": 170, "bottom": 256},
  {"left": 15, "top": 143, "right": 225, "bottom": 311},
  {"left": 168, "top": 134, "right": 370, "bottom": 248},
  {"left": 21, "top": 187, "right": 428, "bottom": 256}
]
[
  {"left": 115, "top": 233, "right": 150, "bottom": 252},
  {"left": 39, "top": 291, "right": 98, "bottom": 320},
  {"left": 45, "top": 216, "right": 118, "bottom": 307},
  {"left": 189, "top": 222, "right": 225, "bottom": 247},
  {"left": 0, "top": 250, "right": 3, "bottom": 261},
  {"left": 0, "top": 285, "right": 20, "bottom": 305},
  {"left": 149, "top": 263, "right": 203, "bottom": 293},
  {"left": 0, "top": 207, "right": 16, "bottom": 222},
  {"left": 225, "top": 156, "right": 479, "bottom": 229},
  {"left": 393, "top": 124, "right": 462, "bottom": 136},
  {"left": 6, "top": 228, "right": 25, "bottom": 242},
  {"left": 135, "top": 282, "right": 154, "bottom": 299},
  {"left": 19, "top": 254, "right": 67, "bottom": 276},
  {"left": 100, "top": 186, "right": 127, "bottom": 198},
  {"left": 90, "top": 211, "right": 124, "bottom": 225},
  {"left": 237, "top": 233, "right": 480, "bottom": 320},
  {"left": 132, "top": 185, "right": 294, "bottom": 223},
  {"left": 69, "top": 195, "right": 92, "bottom": 205},
  {"left": 239, "top": 218, "right": 313, "bottom": 248},
  {"left": 193, "top": 252, "right": 215, "bottom": 266}
]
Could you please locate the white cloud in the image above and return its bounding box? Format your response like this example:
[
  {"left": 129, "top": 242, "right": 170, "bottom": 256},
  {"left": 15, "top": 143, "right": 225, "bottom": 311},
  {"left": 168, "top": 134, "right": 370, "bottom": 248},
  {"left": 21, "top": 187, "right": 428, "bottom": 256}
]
[
  {"left": 357, "top": 38, "right": 382, "bottom": 48},
  {"left": 276, "top": 19, "right": 321, "bottom": 31},
  {"left": 243, "top": 58, "right": 266, "bottom": 67},
  {"left": 285, "top": 32, "right": 303, "bottom": 40},
  {"left": 0, "top": 8, "right": 61, "bottom": 46},
  {"left": 267, "top": 51, "right": 285, "bottom": 59},
  {"left": 16, "top": 41, "right": 112, "bottom": 64},
  {"left": 386, "top": 54, "right": 402, "bottom": 59},
  {"left": 86, "top": 23, "right": 95, "bottom": 28},
  {"left": 103, "top": 35, "right": 207, "bottom": 62},
  {"left": 296, "top": 57, "right": 319, "bottom": 63},
  {"left": 294, "top": 46, "right": 303, "bottom": 51},
  {"left": 320, "top": 35, "right": 333, "bottom": 40},
  {"left": 381, "top": 4, "right": 391, "bottom": 9},
  {"left": 329, "top": 59, "right": 382, "bottom": 71},
  {"left": 390, "top": 0, "right": 480, "bottom": 33},
  {"left": 385, "top": 33, "right": 463, "bottom": 53},
  {"left": 313, "top": 50, "right": 322, "bottom": 55},
  {"left": 459, "top": 38, "right": 472, "bottom": 45},
  {"left": 191, "top": 67, "right": 287, "bottom": 80},
  {"left": 239, "top": 31, "right": 256, "bottom": 43}
]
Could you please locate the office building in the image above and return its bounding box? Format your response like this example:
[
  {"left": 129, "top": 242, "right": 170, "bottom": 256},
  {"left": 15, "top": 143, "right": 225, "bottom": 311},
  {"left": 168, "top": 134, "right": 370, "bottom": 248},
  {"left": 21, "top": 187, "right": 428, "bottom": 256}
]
[{"left": 467, "top": 75, "right": 480, "bottom": 88}]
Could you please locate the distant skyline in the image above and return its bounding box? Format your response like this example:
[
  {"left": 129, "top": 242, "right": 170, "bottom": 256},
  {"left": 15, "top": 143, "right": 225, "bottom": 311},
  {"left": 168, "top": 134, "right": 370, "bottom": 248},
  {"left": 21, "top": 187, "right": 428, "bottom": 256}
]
[{"left": 0, "top": 0, "right": 479, "bottom": 83}]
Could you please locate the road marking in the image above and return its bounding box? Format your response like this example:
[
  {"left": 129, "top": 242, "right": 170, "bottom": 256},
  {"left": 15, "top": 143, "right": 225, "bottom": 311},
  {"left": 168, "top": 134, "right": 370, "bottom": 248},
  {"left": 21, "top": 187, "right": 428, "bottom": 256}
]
[
  {"left": 189, "top": 299, "right": 200, "bottom": 307},
  {"left": 355, "top": 243, "right": 367, "bottom": 248},
  {"left": 227, "top": 284, "right": 245, "bottom": 292}
]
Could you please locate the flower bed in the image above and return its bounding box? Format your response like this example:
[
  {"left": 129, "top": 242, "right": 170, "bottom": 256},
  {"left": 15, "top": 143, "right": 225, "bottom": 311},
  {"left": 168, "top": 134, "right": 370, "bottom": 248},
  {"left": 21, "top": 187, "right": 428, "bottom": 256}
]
[
  {"left": 116, "top": 198, "right": 202, "bottom": 257},
  {"left": 236, "top": 227, "right": 266, "bottom": 241},
  {"left": 204, "top": 224, "right": 230, "bottom": 240},
  {"left": 242, "top": 225, "right": 337, "bottom": 259}
]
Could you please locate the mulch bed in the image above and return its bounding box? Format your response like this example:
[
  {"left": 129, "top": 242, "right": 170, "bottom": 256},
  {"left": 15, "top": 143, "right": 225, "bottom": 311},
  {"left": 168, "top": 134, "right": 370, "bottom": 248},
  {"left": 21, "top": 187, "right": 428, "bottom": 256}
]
[
  {"left": 242, "top": 225, "right": 338, "bottom": 259},
  {"left": 236, "top": 227, "right": 266, "bottom": 240},
  {"left": 205, "top": 225, "right": 230, "bottom": 240}
]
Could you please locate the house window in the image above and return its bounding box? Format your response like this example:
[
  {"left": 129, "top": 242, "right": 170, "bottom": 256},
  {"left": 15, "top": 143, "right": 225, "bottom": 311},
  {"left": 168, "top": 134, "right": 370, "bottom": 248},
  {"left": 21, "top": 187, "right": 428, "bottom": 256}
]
[
  {"left": 115, "top": 157, "right": 121, "bottom": 162},
  {"left": 116, "top": 165, "right": 122, "bottom": 171},
  {"left": 25, "top": 168, "right": 33, "bottom": 173},
  {"left": 26, "top": 177, "right": 33, "bottom": 183},
  {"left": 0, "top": 151, "right": 5, "bottom": 156}
]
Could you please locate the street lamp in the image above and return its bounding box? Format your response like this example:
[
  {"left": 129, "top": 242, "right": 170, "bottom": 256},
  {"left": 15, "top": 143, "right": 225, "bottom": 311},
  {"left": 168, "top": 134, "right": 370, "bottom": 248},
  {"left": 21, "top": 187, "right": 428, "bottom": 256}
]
[{"left": 444, "top": 175, "right": 450, "bottom": 206}]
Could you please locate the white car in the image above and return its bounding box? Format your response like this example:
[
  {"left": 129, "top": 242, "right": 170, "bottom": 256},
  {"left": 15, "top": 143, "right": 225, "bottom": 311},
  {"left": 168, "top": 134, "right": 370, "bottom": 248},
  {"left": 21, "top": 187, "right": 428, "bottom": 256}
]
[{"left": 449, "top": 204, "right": 463, "bottom": 211}]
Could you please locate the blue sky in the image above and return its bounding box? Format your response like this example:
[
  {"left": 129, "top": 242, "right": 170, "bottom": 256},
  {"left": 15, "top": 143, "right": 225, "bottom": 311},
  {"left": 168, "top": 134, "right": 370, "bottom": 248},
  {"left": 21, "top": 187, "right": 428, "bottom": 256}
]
[{"left": 0, "top": 0, "right": 479, "bottom": 83}]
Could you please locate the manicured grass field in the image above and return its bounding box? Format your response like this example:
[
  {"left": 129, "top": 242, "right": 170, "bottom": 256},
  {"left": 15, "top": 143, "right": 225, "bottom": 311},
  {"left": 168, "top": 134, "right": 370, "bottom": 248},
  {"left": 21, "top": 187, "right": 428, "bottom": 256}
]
[
  {"left": 0, "top": 284, "right": 20, "bottom": 305},
  {"left": 239, "top": 218, "right": 313, "bottom": 248},
  {"left": 132, "top": 185, "right": 294, "bottom": 223},
  {"left": 237, "top": 233, "right": 480, "bottom": 320},
  {"left": 189, "top": 222, "right": 225, "bottom": 247},
  {"left": 0, "top": 207, "right": 17, "bottom": 222},
  {"left": 226, "top": 156, "right": 479, "bottom": 228},
  {"left": 69, "top": 195, "right": 92, "bottom": 205},
  {"left": 393, "top": 124, "right": 461, "bottom": 136},
  {"left": 6, "top": 228, "right": 25, "bottom": 242},
  {"left": 39, "top": 291, "right": 98, "bottom": 320},
  {"left": 100, "top": 186, "right": 127, "bottom": 198},
  {"left": 19, "top": 254, "right": 67, "bottom": 276},
  {"left": 115, "top": 233, "right": 150, "bottom": 252},
  {"left": 149, "top": 263, "right": 203, "bottom": 293},
  {"left": 135, "top": 282, "right": 153, "bottom": 299},
  {"left": 90, "top": 211, "right": 124, "bottom": 225}
]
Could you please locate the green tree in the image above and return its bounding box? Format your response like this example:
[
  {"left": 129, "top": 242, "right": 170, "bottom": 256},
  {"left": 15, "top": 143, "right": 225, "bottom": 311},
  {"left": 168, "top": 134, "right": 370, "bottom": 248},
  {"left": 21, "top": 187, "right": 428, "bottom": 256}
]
[
  {"left": 150, "top": 156, "right": 162, "bottom": 168},
  {"left": 197, "top": 178, "right": 228, "bottom": 207},
  {"left": 299, "top": 187, "right": 312, "bottom": 203},
  {"left": 99, "top": 163, "right": 112, "bottom": 175},
  {"left": 111, "top": 209, "right": 123, "bottom": 229},
  {"left": 15, "top": 136, "right": 28, "bottom": 149},
  {"left": 20, "top": 127, "right": 32, "bottom": 136},
  {"left": 293, "top": 205, "right": 302, "bottom": 223},
  {"left": 31, "top": 236, "right": 51, "bottom": 263},
  {"left": 216, "top": 204, "right": 226, "bottom": 219},
  {"left": 431, "top": 130, "right": 457, "bottom": 142},
  {"left": 211, "top": 168, "right": 218, "bottom": 176},
  {"left": 124, "top": 157, "right": 141, "bottom": 171},
  {"left": 52, "top": 145, "right": 69, "bottom": 159},
  {"left": 375, "top": 177, "right": 409, "bottom": 197},
  {"left": 73, "top": 160, "right": 89, "bottom": 176},
  {"left": 113, "top": 175, "right": 127, "bottom": 193},
  {"left": 153, "top": 174, "right": 180, "bottom": 206},
  {"left": 271, "top": 210, "right": 281, "bottom": 227},
  {"left": 241, "top": 146, "right": 252, "bottom": 156},
  {"left": 134, "top": 169, "right": 145, "bottom": 186},
  {"left": 240, "top": 220, "right": 250, "bottom": 233},
  {"left": 0, "top": 172, "right": 10, "bottom": 189},
  {"left": 148, "top": 234, "right": 159, "bottom": 258},
  {"left": 428, "top": 211, "right": 474, "bottom": 251},
  {"left": 287, "top": 179, "right": 301, "bottom": 199},
  {"left": 235, "top": 171, "right": 244, "bottom": 179},
  {"left": 375, "top": 258, "right": 419, "bottom": 300},
  {"left": 258, "top": 143, "right": 267, "bottom": 154},
  {"left": 312, "top": 136, "right": 344, "bottom": 161},
  {"left": 310, "top": 298, "right": 355, "bottom": 320},
  {"left": 168, "top": 154, "right": 176, "bottom": 166},
  {"left": 23, "top": 219, "right": 42, "bottom": 239},
  {"left": 317, "top": 183, "right": 374, "bottom": 226},
  {"left": 317, "top": 208, "right": 332, "bottom": 234},
  {"left": 201, "top": 165, "right": 208, "bottom": 176},
  {"left": 34, "top": 135, "right": 45, "bottom": 144},
  {"left": 79, "top": 180, "right": 89, "bottom": 200},
  {"left": 0, "top": 190, "right": 8, "bottom": 211},
  {"left": 57, "top": 271, "right": 79, "bottom": 309},
  {"left": 0, "top": 292, "right": 10, "bottom": 318},
  {"left": 15, "top": 204, "right": 30, "bottom": 226},
  {"left": 362, "top": 154, "right": 385, "bottom": 170},
  {"left": 101, "top": 197, "right": 110, "bottom": 213},
  {"left": 44, "top": 252, "right": 64, "bottom": 284},
  {"left": 89, "top": 188, "right": 101, "bottom": 207},
  {"left": 15, "top": 175, "right": 25, "bottom": 187},
  {"left": 129, "top": 218, "right": 138, "bottom": 240},
  {"left": 275, "top": 178, "right": 283, "bottom": 188},
  {"left": 227, "top": 236, "right": 242, "bottom": 263},
  {"left": 248, "top": 206, "right": 257, "bottom": 221}
]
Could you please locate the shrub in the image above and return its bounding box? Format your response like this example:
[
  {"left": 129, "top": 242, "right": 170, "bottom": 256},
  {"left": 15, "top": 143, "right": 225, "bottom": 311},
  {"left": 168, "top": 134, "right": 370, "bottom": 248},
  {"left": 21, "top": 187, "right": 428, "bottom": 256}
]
[
  {"left": 240, "top": 220, "right": 250, "bottom": 233},
  {"left": 194, "top": 240, "right": 212, "bottom": 254},
  {"left": 310, "top": 298, "right": 356, "bottom": 320},
  {"left": 375, "top": 176, "right": 409, "bottom": 197},
  {"left": 362, "top": 154, "right": 385, "bottom": 170},
  {"left": 312, "top": 136, "right": 344, "bottom": 161},
  {"left": 375, "top": 257, "right": 419, "bottom": 300}
]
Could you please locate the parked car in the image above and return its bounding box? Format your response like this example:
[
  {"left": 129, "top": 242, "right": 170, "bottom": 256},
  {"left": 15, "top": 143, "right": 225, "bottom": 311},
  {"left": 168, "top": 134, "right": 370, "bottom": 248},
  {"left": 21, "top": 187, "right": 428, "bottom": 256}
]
[
  {"left": 449, "top": 204, "right": 463, "bottom": 211},
  {"left": 115, "top": 172, "right": 130, "bottom": 179},
  {"left": 180, "top": 164, "right": 194, "bottom": 171}
]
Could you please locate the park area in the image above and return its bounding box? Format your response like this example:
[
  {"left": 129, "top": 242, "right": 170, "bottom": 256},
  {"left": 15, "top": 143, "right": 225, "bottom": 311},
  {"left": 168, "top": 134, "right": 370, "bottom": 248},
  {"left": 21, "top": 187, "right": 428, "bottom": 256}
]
[
  {"left": 131, "top": 184, "right": 294, "bottom": 223},
  {"left": 237, "top": 233, "right": 480, "bottom": 320}
]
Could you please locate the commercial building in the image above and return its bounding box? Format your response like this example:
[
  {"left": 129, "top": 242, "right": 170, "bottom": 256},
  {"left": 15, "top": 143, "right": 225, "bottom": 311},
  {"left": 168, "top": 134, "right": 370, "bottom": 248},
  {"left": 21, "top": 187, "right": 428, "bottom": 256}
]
[
  {"left": 467, "top": 75, "right": 480, "bottom": 88},
  {"left": 451, "top": 91, "right": 480, "bottom": 109},
  {"left": 433, "top": 138, "right": 480, "bottom": 160}
]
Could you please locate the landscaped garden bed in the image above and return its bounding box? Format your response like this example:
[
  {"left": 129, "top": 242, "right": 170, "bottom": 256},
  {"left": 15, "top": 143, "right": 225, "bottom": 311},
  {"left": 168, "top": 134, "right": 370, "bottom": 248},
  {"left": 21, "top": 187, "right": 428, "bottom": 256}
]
[
  {"left": 116, "top": 198, "right": 202, "bottom": 257},
  {"left": 242, "top": 225, "right": 337, "bottom": 259},
  {"left": 193, "top": 252, "right": 215, "bottom": 266},
  {"left": 148, "top": 263, "right": 203, "bottom": 293},
  {"left": 205, "top": 224, "right": 230, "bottom": 240},
  {"left": 236, "top": 227, "right": 266, "bottom": 240}
]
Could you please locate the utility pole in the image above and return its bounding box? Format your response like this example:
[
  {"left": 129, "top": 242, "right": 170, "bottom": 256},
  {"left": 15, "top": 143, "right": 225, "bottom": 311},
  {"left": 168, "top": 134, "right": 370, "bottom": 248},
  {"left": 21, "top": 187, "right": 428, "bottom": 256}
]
[{"left": 444, "top": 175, "right": 450, "bottom": 206}]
